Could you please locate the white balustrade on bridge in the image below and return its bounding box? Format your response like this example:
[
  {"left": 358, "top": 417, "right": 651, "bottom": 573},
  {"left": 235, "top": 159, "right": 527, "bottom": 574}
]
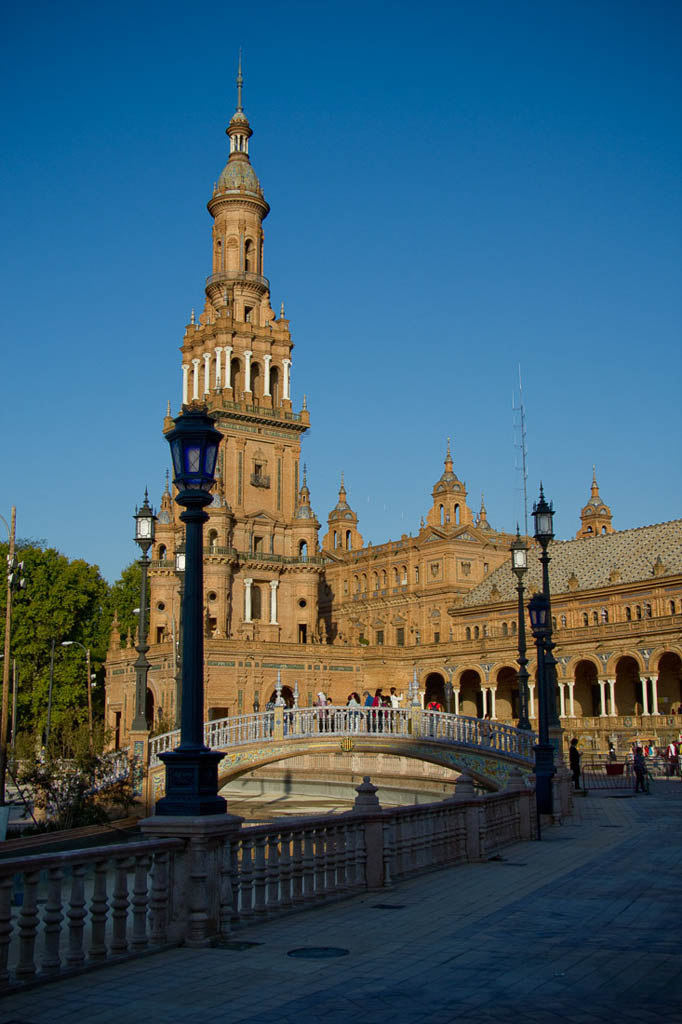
[{"left": 150, "top": 708, "right": 536, "bottom": 768}]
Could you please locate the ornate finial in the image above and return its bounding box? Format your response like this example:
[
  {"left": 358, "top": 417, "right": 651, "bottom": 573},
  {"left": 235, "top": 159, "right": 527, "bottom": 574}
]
[
  {"left": 302, "top": 394, "right": 307, "bottom": 410},
  {"left": 280, "top": 300, "right": 285, "bottom": 319},
  {"left": 236, "top": 48, "right": 244, "bottom": 112},
  {"left": 164, "top": 468, "right": 170, "bottom": 494},
  {"left": 444, "top": 437, "right": 453, "bottom": 471},
  {"left": 190, "top": 308, "right": 195, "bottom": 324},
  {"left": 302, "top": 463, "right": 308, "bottom": 486},
  {"left": 166, "top": 399, "right": 171, "bottom": 416},
  {"left": 446, "top": 436, "right": 451, "bottom": 458}
]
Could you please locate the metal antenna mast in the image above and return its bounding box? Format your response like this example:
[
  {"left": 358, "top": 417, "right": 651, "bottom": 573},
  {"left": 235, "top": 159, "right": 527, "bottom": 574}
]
[{"left": 513, "top": 365, "right": 529, "bottom": 537}]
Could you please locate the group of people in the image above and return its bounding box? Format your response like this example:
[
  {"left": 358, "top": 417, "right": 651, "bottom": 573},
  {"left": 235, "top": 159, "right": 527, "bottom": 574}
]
[
  {"left": 311, "top": 687, "right": 405, "bottom": 732},
  {"left": 569, "top": 736, "right": 681, "bottom": 793}
]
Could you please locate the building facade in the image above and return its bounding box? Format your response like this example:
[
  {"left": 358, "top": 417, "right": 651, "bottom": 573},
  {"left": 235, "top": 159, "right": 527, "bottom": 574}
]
[{"left": 105, "top": 86, "right": 682, "bottom": 756}]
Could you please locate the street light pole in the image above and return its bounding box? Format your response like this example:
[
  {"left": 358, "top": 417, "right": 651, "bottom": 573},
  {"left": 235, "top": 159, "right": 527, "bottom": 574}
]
[
  {"left": 131, "top": 492, "right": 157, "bottom": 733},
  {"left": 532, "top": 486, "right": 561, "bottom": 734},
  {"left": 528, "top": 591, "right": 555, "bottom": 821},
  {"left": 173, "top": 544, "right": 185, "bottom": 730},
  {"left": 61, "top": 640, "right": 93, "bottom": 747},
  {"left": 510, "top": 527, "right": 532, "bottom": 731},
  {"left": 156, "top": 405, "right": 226, "bottom": 816}
]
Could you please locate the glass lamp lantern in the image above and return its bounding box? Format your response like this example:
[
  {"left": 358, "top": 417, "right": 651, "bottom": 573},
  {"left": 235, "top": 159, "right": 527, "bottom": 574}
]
[
  {"left": 134, "top": 492, "right": 157, "bottom": 545},
  {"left": 166, "top": 407, "right": 222, "bottom": 493},
  {"left": 510, "top": 527, "right": 528, "bottom": 575},
  {"left": 528, "top": 592, "right": 549, "bottom": 633},
  {"left": 175, "top": 545, "right": 186, "bottom": 575},
  {"left": 532, "top": 487, "right": 555, "bottom": 543}
]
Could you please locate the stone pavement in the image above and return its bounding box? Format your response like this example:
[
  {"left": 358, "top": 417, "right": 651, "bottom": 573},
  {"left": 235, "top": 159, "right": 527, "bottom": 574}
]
[{"left": 2, "top": 782, "right": 681, "bottom": 1024}]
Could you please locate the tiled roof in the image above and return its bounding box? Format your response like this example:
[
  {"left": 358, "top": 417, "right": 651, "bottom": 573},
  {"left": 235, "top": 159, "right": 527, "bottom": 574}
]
[{"left": 462, "top": 520, "right": 682, "bottom": 607}]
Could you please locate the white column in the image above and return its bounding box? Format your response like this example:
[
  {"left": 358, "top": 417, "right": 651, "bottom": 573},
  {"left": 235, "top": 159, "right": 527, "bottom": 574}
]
[
  {"left": 608, "top": 678, "right": 617, "bottom": 716},
  {"left": 282, "top": 358, "right": 291, "bottom": 400},
  {"left": 182, "top": 364, "right": 189, "bottom": 405},
  {"left": 214, "top": 347, "right": 223, "bottom": 388},
  {"left": 651, "top": 677, "right": 660, "bottom": 715},
  {"left": 263, "top": 354, "right": 272, "bottom": 396},
  {"left": 481, "top": 687, "right": 488, "bottom": 717},
  {"left": 559, "top": 683, "right": 566, "bottom": 718},
  {"left": 191, "top": 358, "right": 200, "bottom": 400},
  {"left": 244, "top": 578, "right": 253, "bottom": 623},
  {"left": 454, "top": 688, "right": 460, "bottom": 714},
  {"left": 641, "top": 677, "right": 650, "bottom": 716},
  {"left": 489, "top": 687, "right": 497, "bottom": 719},
  {"left": 243, "top": 350, "right": 253, "bottom": 392},
  {"left": 203, "top": 352, "right": 211, "bottom": 394},
  {"left": 224, "top": 346, "right": 233, "bottom": 389},
  {"left": 568, "top": 681, "right": 576, "bottom": 717},
  {"left": 269, "top": 579, "right": 279, "bottom": 624},
  {"left": 529, "top": 683, "right": 535, "bottom": 720},
  {"left": 598, "top": 679, "right": 607, "bottom": 717}
]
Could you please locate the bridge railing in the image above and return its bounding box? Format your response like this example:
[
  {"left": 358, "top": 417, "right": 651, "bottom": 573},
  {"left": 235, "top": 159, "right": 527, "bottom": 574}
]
[
  {"left": 149, "top": 708, "right": 536, "bottom": 767},
  {"left": 0, "top": 775, "right": 537, "bottom": 990}
]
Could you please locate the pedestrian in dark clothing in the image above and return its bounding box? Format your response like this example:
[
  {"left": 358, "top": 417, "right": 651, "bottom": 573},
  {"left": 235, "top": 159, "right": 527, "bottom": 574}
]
[
  {"left": 569, "top": 738, "right": 581, "bottom": 790},
  {"left": 633, "top": 747, "right": 648, "bottom": 793}
]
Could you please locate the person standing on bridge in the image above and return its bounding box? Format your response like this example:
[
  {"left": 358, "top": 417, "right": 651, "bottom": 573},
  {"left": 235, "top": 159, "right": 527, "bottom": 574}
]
[{"left": 390, "top": 687, "right": 403, "bottom": 709}]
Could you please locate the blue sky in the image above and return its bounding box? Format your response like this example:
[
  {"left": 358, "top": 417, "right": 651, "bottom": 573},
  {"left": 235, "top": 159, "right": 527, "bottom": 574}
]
[{"left": 1, "top": 0, "right": 680, "bottom": 582}]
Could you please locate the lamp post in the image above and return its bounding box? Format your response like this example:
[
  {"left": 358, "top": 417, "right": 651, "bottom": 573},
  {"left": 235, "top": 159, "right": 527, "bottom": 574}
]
[
  {"left": 173, "top": 543, "right": 185, "bottom": 729},
  {"left": 532, "top": 487, "right": 560, "bottom": 733},
  {"left": 131, "top": 492, "right": 157, "bottom": 734},
  {"left": 156, "top": 405, "right": 226, "bottom": 816},
  {"left": 510, "top": 527, "right": 532, "bottom": 731},
  {"left": 61, "top": 640, "right": 94, "bottom": 747},
  {"left": 0, "top": 508, "right": 23, "bottom": 805},
  {"left": 528, "top": 591, "right": 555, "bottom": 819}
]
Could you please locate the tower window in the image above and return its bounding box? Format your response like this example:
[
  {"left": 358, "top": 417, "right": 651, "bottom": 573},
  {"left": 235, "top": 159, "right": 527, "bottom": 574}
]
[
  {"left": 396, "top": 627, "right": 405, "bottom": 647},
  {"left": 251, "top": 585, "right": 262, "bottom": 620},
  {"left": 244, "top": 305, "right": 253, "bottom": 323}
]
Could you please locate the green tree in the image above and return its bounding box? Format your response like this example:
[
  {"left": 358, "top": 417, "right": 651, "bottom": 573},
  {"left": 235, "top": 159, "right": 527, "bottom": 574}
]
[
  {"left": 109, "top": 561, "right": 145, "bottom": 646},
  {"left": 0, "top": 540, "right": 111, "bottom": 749}
]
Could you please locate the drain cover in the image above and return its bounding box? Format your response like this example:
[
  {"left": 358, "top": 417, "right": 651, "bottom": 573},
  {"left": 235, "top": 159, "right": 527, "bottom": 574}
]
[
  {"left": 288, "top": 947, "right": 349, "bottom": 959},
  {"left": 372, "top": 904, "right": 406, "bottom": 910}
]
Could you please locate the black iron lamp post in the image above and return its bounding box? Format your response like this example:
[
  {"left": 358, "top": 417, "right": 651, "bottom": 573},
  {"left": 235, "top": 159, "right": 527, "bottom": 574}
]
[
  {"left": 528, "top": 591, "right": 555, "bottom": 818},
  {"left": 531, "top": 487, "right": 560, "bottom": 732},
  {"left": 156, "top": 406, "right": 226, "bottom": 816},
  {"left": 131, "top": 492, "right": 157, "bottom": 733},
  {"left": 510, "top": 527, "right": 532, "bottom": 731},
  {"left": 173, "top": 544, "right": 185, "bottom": 729}
]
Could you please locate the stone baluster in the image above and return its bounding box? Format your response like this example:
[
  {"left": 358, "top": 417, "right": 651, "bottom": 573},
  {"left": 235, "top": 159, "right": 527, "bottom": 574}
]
[
  {"left": 41, "top": 865, "right": 63, "bottom": 975},
  {"left": 252, "top": 836, "right": 267, "bottom": 917},
  {"left": 16, "top": 870, "right": 40, "bottom": 980},
  {"left": 130, "top": 854, "right": 151, "bottom": 951},
  {"left": 111, "top": 857, "right": 130, "bottom": 954},
  {"left": 89, "top": 859, "right": 109, "bottom": 961},
  {"left": 66, "top": 863, "right": 87, "bottom": 967},
  {"left": 149, "top": 850, "right": 171, "bottom": 945}
]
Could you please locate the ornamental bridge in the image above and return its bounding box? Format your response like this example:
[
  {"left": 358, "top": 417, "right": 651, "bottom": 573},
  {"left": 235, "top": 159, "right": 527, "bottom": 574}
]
[{"left": 147, "top": 707, "right": 536, "bottom": 799}]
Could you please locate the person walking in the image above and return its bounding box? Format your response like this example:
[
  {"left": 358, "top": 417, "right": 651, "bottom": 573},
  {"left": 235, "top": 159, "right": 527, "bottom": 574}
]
[
  {"left": 633, "top": 746, "right": 648, "bottom": 793},
  {"left": 569, "top": 738, "right": 581, "bottom": 791}
]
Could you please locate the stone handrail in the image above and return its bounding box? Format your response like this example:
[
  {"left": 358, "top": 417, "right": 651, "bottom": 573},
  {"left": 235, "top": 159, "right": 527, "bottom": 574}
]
[
  {"left": 149, "top": 708, "right": 537, "bottom": 768},
  {"left": 0, "top": 778, "right": 537, "bottom": 990}
]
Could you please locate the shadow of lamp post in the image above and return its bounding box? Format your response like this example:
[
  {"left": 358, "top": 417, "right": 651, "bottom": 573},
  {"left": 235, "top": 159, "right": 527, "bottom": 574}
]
[{"left": 156, "top": 405, "right": 226, "bottom": 816}]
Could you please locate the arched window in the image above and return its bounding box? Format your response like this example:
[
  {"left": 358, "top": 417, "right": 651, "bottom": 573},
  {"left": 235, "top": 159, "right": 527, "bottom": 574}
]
[
  {"left": 635, "top": 605, "right": 642, "bottom": 620},
  {"left": 625, "top": 606, "right": 632, "bottom": 621},
  {"left": 373, "top": 572, "right": 379, "bottom": 591},
  {"left": 440, "top": 504, "right": 445, "bottom": 526},
  {"left": 214, "top": 238, "right": 223, "bottom": 273},
  {"left": 251, "top": 362, "right": 261, "bottom": 400},
  {"left": 230, "top": 357, "right": 240, "bottom": 392},
  {"left": 251, "top": 584, "right": 262, "bottom": 620},
  {"left": 592, "top": 611, "right": 598, "bottom": 625},
  {"left": 345, "top": 530, "right": 352, "bottom": 550},
  {"left": 670, "top": 600, "right": 676, "bottom": 615},
  {"left": 454, "top": 504, "right": 460, "bottom": 525},
  {"left": 414, "top": 566, "right": 419, "bottom": 583},
  {"left": 644, "top": 602, "right": 652, "bottom": 618},
  {"left": 244, "top": 238, "right": 254, "bottom": 273},
  {"left": 333, "top": 530, "right": 338, "bottom": 549},
  {"left": 382, "top": 570, "right": 387, "bottom": 587},
  {"left": 299, "top": 540, "right": 308, "bottom": 558},
  {"left": 465, "top": 627, "right": 471, "bottom": 641},
  {"left": 208, "top": 529, "right": 218, "bottom": 552},
  {"left": 601, "top": 526, "right": 607, "bottom": 534},
  {"left": 582, "top": 612, "right": 589, "bottom": 626},
  {"left": 354, "top": 574, "right": 359, "bottom": 593},
  {"left": 269, "top": 366, "right": 280, "bottom": 404},
  {"left": 586, "top": 526, "right": 593, "bottom": 534},
  {"left": 502, "top": 621, "right": 508, "bottom": 636},
  {"left": 474, "top": 626, "right": 480, "bottom": 640},
  {"left": 158, "top": 544, "right": 167, "bottom": 561},
  {"left": 511, "top": 620, "right": 517, "bottom": 635},
  {"left": 361, "top": 573, "right": 367, "bottom": 591},
  {"left": 393, "top": 567, "right": 399, "bottom": 586},
  {"left": 401, "top": 565, "right": 407, "bottom": 585},
  {"left": 552, "top": 617, "right": 557, "bottom": 630}
]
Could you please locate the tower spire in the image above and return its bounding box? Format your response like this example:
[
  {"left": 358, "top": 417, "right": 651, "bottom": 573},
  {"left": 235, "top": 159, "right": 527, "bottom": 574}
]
[{"left": 236, "top": 48, "right": 244, "bottom": 112}]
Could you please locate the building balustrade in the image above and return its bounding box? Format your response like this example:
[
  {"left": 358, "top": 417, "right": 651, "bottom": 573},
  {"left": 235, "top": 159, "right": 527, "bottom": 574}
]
[
  {"left": 0, "top": 779, "right": 538, "bottom": 990},
  {"left": 250, "top": 473, "right": 270, "bottom": 488}
]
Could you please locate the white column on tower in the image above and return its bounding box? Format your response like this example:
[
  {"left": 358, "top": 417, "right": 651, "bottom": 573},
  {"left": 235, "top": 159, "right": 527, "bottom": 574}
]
[
  {"left": 568, "top": 681, "right": 576, "bottom": 716},
  {"left": 269, "top": 579, "right": 279, "bottom": 624},
  {"left": 224, "top": 346, "right": 233, "bottom": 389},
  {"left": 453, "top": 688, "right": 460, "bottom": 714},
  {"left": 243, "top": 350, "right": 253, "bottom": 392},
  {"left": 282, "top": 358, "right": 291, "bottom": 400},
  {"left": 203, "top": 353, "right": 211, "bottom": 394},
  {"left": 263, "top": 354, "right": 272, "bottom": 396},
  {"left": 481, "top": 687, "right": 488, "bottom": 717},
  {"left": 598, "top": 679, "right": 607, "bottom": 717},
  {"left": 214, "top": 347, "right": 223, "bottom": 388},
  {"left": 641, "top": 677, "right": 650, "bottom": 716},
  {"left": 191, "top": 358, "right": 200, "bottom": 400},
  {"left": 650, "top": 676, "right": 660, "bottom": 715},
  {"left": 559, "top": 684, "right": 567, "bottom": 718},
  {"left": 489, "top": 687, "right": 497, "bottom": 719},
  {"left": 608, "top": 678, "right": 617, "bottom": 716},
  {"left": 244, "top": 578, "right": 253, "bottom": 623},
  {"left": 182, "top": 364, "right": 189, "bottom": 405}
]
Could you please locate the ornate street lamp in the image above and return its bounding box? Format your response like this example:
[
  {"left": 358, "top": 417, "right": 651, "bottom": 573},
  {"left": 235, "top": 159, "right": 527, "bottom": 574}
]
[
  {"left": 131, "top": 491, "right": 157, "bottom": 734},
  {"left": 532, "top": 486, "right": 560, "bottom": 732},
  {"left": 173, "top": 543, "right": 185, "bottom": 729},
  {"left": 156, "top": 405, "right": 226, "bottom": 816},
  {"left": 528, "top": 591, "right": 555, "bottom": 819},
  {"left": 510, "top": 527, "right": 531, "bottom": 731}
]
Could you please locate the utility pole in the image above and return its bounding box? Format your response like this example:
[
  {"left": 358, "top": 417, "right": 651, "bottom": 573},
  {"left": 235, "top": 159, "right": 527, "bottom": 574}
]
[{"left": 0, "top": 507, "right": 16, "bottom": 806}]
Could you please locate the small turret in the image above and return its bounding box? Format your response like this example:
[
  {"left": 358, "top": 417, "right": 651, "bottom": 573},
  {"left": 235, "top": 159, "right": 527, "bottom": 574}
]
[
  {"left": 426, "top": 439, "right": 473, "bottom": 529},
  {"left": 322, "top": 474, "right": 364, "bottom": 552},
  {"left": 577, "top": 467, "right": 614, "bottom": 538}
]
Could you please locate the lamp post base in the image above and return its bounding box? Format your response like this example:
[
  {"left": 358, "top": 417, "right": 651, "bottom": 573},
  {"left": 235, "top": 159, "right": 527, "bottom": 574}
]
[
  {"left": 155, "top": 748, "right": 227, "bottom": 816},
  {"left": 533, "top": 742, "right": 556, "bottom": 816}
]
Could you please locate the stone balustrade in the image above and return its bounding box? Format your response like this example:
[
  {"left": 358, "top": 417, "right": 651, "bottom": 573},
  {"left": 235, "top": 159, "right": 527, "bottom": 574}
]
[{"left": 0, "top": 775, "right": 538, "bottom": 990}]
